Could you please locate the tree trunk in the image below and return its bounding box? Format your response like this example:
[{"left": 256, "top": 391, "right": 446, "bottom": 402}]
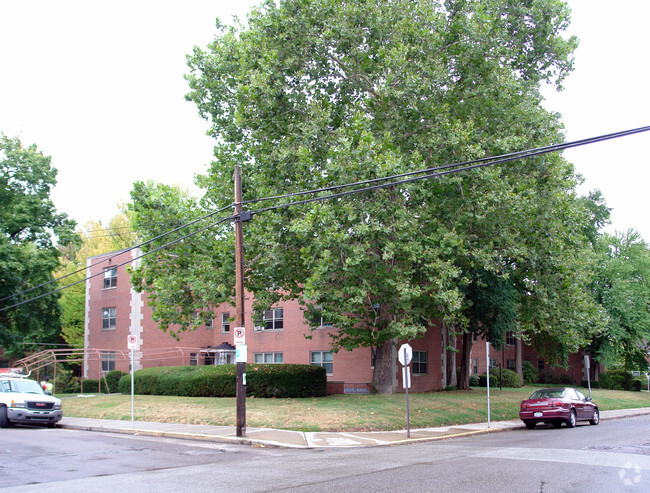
[
  {"left": 457, "top": 332, "right": 473, "bottom": 390},
  {"left": 372, "top": 339, "right": 396, "bottom": 394},
  {"left": 446, "top": 325, "right": 457, "bottom": 388},
  {"left": 515, "top": 336, "right": 523, "bottom": 386}
]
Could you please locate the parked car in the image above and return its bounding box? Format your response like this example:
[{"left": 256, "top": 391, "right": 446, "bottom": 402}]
[
  {"left": 519, "top": 387, "right": 599, "bottom": 429},
  {"left": 0, "top": 372, "right": 62, "bottom": 428}
]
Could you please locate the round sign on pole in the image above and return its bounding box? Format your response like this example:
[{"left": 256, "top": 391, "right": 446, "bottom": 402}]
[
  {"left": 398, "top": 343, "right": 412, "bottom": 366},
  {"left": 234, "top": 327, "right": 246, "bottom": 345},
  {"left": 127, "top": 334, "right": 137, "bottom": 350}
]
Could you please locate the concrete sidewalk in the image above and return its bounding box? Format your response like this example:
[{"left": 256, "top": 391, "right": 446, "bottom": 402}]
[{"left": 57, "top": 407, "right": 650, "bottom": 449}]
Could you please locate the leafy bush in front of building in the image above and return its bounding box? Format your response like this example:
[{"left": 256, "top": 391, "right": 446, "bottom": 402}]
[
  {"left": 522, "top": 361, "right": 537, "bottom": 385},
  {"left": 246, "top": 364, "right": 327, "bottom": 398},
  {"left": 117, "top": 364, "right": 327, "bottom": 398},
  {"left": 469, "top": 375, "right": 479, "bottom": 387},
  {"left": 496, "top": 368, "right": 521, "bottom": 388},
  {"left": 104, "top": 370, "right": 125, "bottom": 393},
  {"left": 478, "top": 373, "right": 497, "bottom": 387},
  {"left": 599, "top": 370, "right": 637, "bottom": 391},
  {"left": 538, "top": 370, "right": 559, "bottom": 384},
  {"left": 80, "top": 379, "right": 100, "bottom": 392}
]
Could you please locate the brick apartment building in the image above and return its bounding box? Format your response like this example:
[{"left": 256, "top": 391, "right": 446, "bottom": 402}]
[{"left": 84, "top": 248, "right": 588, "bottom": 393}]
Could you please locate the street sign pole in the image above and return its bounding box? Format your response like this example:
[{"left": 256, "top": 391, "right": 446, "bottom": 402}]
[
  {"left": 234, "top": 166, "right": 246, "bottom": 438},
  {"left": 398, "top": 343, "right": 412, "bottom": 438},
  {"left": 127, "top": 334, "right": 137, "bottom": 429},
  {"left": 130, "top": 347, "right": 134, "bottom": 428},
  {"left": 486, "top": 342, "right": 491, "bottom": 429},
  {"left": 404, "top": 347, "right": 410, "bottom": 438},
  {"left": 584, "top": 355, "right": 592, "bottom": 399}
]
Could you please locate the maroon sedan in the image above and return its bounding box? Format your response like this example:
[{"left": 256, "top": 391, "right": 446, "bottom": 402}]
[{"left": 519, "top": 387, "right": 599, "bottom": 429}]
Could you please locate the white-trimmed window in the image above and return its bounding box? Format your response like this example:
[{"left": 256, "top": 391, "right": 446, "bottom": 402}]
[
  {"left": 256, "top": 308, "right": 283, "bottom": 330},
  {"left": 473, "top": 357, "right": 479, "bottom": 375},
  {"left": 205, "top": 318, "right": 213, "bottom": 330},
  {"left": 505, "top": 331, "right": 516, "bottom": 346},
  {"left": 190, "top": 353, "right": 198, "bottom": 366},
  {"left": 221, "top": 312, "right": 231, "bottom": 333},
  {"left": 102, "top": 307, "right": 116, "bottom": 330},
  {"left": 101, "top": 351, "right": 115, "bottom": 372},
  {"left": 310, "top": 305, "right": 333, "bottom": 328},
  {"left": 412, "top": 350, "right": 427, "bottom": 375},
  {"left": 254, "top": 352, "right": 283, "bottom": 364},
  {"left": 103, "top": 267, "right": 117, "bottom": 289},
  {"left": 311, "top": 351, "right": 333, "bottom": 375}
]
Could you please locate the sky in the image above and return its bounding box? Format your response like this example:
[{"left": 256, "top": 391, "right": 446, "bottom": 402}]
[{"left": 1, "top": 0, "right": 649, "bottom": 241}]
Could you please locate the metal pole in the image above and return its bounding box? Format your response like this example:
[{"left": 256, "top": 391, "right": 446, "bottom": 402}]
[
  {"left": 404, "top": 347, "right": 410, "bottom": 438},
  {"left": 234, "top": 166, "right": 246, "bottom": 438},
  {"left": 131, "top": 347, "right": 134, "bottom": 429},
  {"left": 486, "top": 342, "right": 491, "bottom": 428}
]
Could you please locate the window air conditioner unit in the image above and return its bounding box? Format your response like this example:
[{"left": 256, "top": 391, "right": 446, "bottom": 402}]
[{"left": 254, "top": 326, "right": 264, "bottom": 332}]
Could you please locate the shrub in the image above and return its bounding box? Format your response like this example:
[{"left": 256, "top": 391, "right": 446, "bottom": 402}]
[
  {"left": 80, "top": 379, "right": 100, "bottom": 393},
  {"left": 104, "top": 370, "right": 125, "bottom": 393},
  {"left": 600, "top": 370, "right": 636, "bottom": 391},
  {"left": 478, "top": 373, "right": 497, "bottom": 387},
  {"left": 496, "top": 368, "right": 521, "bottom": 388},
  {"left": 522, "top": 361, "right": 537, "bottom": 385},
  {"left": 118, "top": 364, "right": 327, "bottom": 398},
  {"left": 469, "top": 375, "right": 479, "bottom": 387},
  {"left": 538, "top": 370, "right": 559, "bottom": 384}
]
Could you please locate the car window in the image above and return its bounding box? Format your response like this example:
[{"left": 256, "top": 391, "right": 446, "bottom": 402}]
[
  {"left": 530, "top": 389, "right": 564, "bottom": 399},
  {"left": 566, "top": 388, "right": 579, "bottom": 400},
  {"left": 575, "top": 389, "right": 586, "bottom": 400}
]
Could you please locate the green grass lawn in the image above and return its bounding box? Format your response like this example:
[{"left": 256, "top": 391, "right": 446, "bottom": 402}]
[{"left": 59, "top": 385, "right": 650, "bottom": 432}]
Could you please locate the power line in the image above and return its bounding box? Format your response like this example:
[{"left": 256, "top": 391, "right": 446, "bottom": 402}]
[
  {"left": 248, "top": 125, "right": 650, "bottom": 215},
  {"left": 0, "top": 214, "right": 235, "bottom": 312},
  {"left": 3, "top": 125, "right": 648, "bottom": 311},
  {"left": 0, "top": 203, "right": 235, "bottom": 304}
]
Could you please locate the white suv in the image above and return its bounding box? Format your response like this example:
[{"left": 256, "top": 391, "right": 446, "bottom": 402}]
[{"left": 0, "top": 373, "right": 63, "bottom": 428}]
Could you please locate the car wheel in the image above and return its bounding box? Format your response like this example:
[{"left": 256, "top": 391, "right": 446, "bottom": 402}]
[
  {"left": 0, "top": 406, "right": 9, "bottom": 428},
  {"left": 589, "top": 408, "right": 600, "bottom": 426},
  {"left": 524, "top": 421, "right": 536, "bottom": 429},
  {"left": 567, "top": 409, "right": 576, "bottom": 428}
]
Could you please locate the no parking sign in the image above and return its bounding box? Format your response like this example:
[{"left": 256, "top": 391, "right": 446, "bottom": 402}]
[{"left": 234, "top": 327, "right": 246, "bottom": 345}]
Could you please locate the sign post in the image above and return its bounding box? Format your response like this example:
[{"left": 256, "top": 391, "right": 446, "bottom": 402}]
[
  {"left": 127, "top": 334, "right": 137, "bottom": 428},
  {"left": 398, "top": 343, "right": 413, "bottom": 438},
  {"left": 486, "top": 342, "right": 491, "bottom": 429},
  {"left": 584, "top": 355, "right": 592, "bottom": 399}
]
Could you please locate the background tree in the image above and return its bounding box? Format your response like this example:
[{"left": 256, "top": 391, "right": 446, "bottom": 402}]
[
  {"left": 0, "top": 134, "right": 77, "bottom": 357},
  {"left": 56, "top": 212, "right": 135, "bottom": 348},
  {"left": 132, "top": 0, "right": 600, "bottom": 392},
  {"left": 589, "top": 230, "right": 650, "bottom": 372}
]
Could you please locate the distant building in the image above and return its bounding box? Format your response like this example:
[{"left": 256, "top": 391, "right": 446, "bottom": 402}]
[{"left": 84, "top": 249, "right": 588, "bottom": 393}]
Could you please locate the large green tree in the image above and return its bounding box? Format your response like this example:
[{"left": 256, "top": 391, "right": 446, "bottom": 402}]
[
  {"left": 0, "top": 135, "right": 77, "bottom": 357},
  {"left": 132, "top": 0, "right": 601, "bottom": 392},
  {"left": 589, "top": 230, "right": 650, "bottom": 371}
]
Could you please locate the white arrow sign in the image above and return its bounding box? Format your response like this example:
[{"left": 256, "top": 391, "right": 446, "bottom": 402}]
[{"left": 398, "top": 343, "right": 412, "bottom": 366}]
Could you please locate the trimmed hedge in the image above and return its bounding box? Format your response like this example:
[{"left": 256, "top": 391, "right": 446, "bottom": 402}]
[{"left": 118, "top": 364, "right": 327, "bottom": 398}]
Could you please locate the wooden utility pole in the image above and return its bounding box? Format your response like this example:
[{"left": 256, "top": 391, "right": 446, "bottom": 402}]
[{"left": 234, "top": 165, "right": 246, "bottom": 437}]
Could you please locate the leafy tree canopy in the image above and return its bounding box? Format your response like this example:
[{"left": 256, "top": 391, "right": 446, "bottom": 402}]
[
  {"left": 589, "top": 230, "right": 650, "bottom": 371},
  {"left": 131, "top": 0, "right": 601, "bottom": 391},
  {"left": 0, "top": 134, "right": 78, "bottom": 357}
]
